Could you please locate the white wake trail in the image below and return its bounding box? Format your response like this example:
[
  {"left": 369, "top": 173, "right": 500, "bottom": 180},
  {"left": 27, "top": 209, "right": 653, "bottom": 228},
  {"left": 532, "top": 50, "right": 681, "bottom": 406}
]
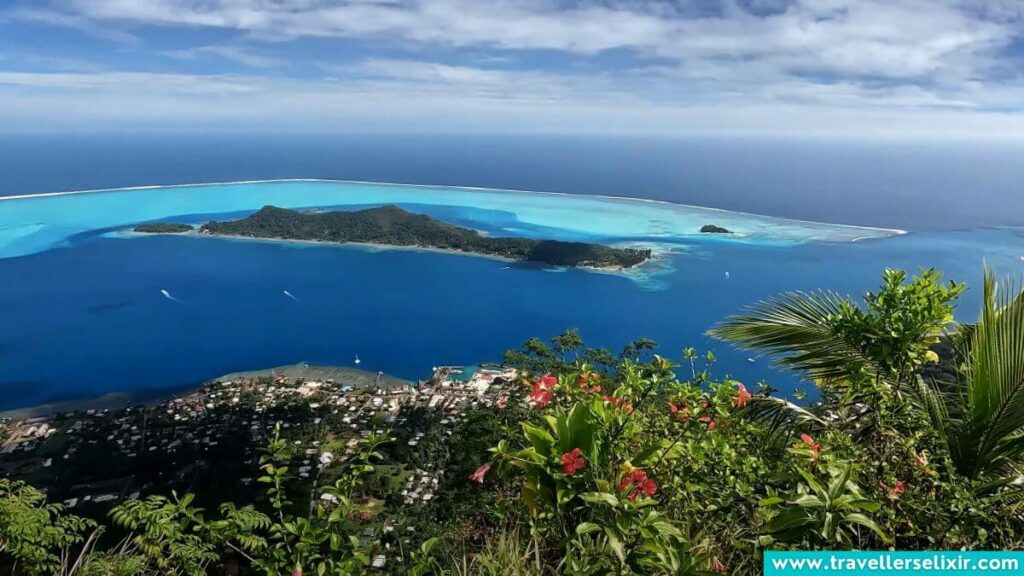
[
  {"left": 283, "top": 290, "right": 299, "bottom": 302},
  {"left": 160, "top": 289, "right": 180, "bottom": 302}
]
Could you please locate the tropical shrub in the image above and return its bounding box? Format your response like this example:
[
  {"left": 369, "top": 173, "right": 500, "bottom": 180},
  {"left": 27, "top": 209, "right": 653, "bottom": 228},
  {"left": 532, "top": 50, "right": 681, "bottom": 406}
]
[{"left": 8, "top": 267, "right": 1024, "bottom": 574}]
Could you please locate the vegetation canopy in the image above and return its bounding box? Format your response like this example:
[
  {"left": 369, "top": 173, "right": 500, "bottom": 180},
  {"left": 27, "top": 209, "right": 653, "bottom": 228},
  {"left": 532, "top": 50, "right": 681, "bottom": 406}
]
[
  {"left": 5, "top": 267, "right": 1024, "bottom": 575},
  {"left": 199, "top": 205, "right": 652, "bottom": 269}
]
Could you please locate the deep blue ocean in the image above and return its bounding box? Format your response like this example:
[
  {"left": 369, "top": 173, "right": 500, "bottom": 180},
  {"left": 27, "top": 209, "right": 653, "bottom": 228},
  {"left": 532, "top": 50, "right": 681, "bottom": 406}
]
[{"left": 1, "top": 134, "right": 1023, "bottom": 410}]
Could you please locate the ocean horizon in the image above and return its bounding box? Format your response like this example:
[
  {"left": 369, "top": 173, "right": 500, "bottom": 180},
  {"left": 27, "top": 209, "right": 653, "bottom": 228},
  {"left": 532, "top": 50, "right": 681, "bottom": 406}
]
[{"left": 1, "top": 135, "right": 1022, "bottom": 410}]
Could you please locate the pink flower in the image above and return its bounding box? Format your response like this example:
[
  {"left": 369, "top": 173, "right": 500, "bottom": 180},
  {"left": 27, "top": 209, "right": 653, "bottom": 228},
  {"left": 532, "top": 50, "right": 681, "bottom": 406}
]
[
  {"left": 699, "top": 414, "right": 716, "bottom": 430},
  {"left": 800, "top": 433, "right": 821, "bottom": 456},
  {"left": 495, "top": 396, "right": 508, "bottom": 409},
  {"left": 892, "top": 480, "right": 907, "bottom": 496},
  {"left": 880, "top": 480, "right": 907, "bottom": 498},
  {"left": 292, "top": 564, "right": 302, "bottom": 576},
  {"left": 470, "top": 463, "right": 491, "bottom": 484},
  {"left": 528, "top": 374, "right": 557, "bottom": 408},
  {"left": 561, "top": 448, "right": 586, "bottom": 475},
  {"left": 529, "top": 384, "right": 554, "bottom": 408},
  {"left": 712, "top": 557, "right": 726, "bottom": 573},
  {"left": 734, "top": 382, "right": 752, "bottom": 408}
]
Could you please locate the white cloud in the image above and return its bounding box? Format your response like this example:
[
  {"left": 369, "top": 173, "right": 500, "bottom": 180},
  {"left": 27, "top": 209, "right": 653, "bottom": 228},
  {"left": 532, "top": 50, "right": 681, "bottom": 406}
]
[
  {"left": 4, "top": 7, "right": 138, "bottom": 43},
  {"left": 163, "top": 45, "right": 286, "bottom": 68},
  {"left": 0, "top": 63, "right": 1021, "bottom": 139},
  {"left": 0, "top": 0, "right": 1021, "bottom": 136}
]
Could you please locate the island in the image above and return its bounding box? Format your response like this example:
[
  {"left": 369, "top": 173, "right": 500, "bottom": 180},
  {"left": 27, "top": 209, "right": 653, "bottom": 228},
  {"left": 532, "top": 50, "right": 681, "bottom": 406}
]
[
  {"left": 192, "top": 205, "right": 651, "bottom": 269},
  {"left": 700, "top": 224, "right": 732, "bottom": 234},
  {"left": 134, "top": 222, "right": 193, "bottom": 233}
]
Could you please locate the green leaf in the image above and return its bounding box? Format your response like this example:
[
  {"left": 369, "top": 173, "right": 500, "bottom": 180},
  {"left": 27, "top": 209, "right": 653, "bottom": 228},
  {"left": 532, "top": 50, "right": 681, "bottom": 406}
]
[
  {"left": 792, "top": 495, "right": 825, "bottom": 508},
  {"left": 580, "top": 492, "right": 620, "bottom": 508},
  {"left": 827, "top": 465, "right": 852, "bottom": 502},
  {"left": 846, "top": 499, "right": 881, "bottom": 513},
  {"left": 521, "top": 423, "right": 555, "bottom": 458},
  {"left": 575, "top": 522, "right": 602, "bottom": 536},
  {"left": 796, "top": 468, "right": 827, "bottom": 498},
  {"left": 845, "top": 513, "right": 891, "bottom": 543},
  {"left": 766, "top": 508, "right": 814, "bottom": 533},
  {"left": 604, "top": 527, "right": 626, "bottom": 565}
]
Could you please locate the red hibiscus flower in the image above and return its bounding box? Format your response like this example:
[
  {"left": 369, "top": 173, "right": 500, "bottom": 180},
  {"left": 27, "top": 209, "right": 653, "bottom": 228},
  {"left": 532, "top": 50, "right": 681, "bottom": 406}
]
[
  {"left": 529, "top": 383, "right": 554, "bottom": 408},
  {"left": 734, "top": 382, "right": 752, "bottom": 408},
  {"left": 470, "top": 463, "right": 491, "bottom": 484},
  {"left": 560, "top": 448, "right": 586, "bottom": 475},
  {"left": 799, "top": 433, "right": 821, "bottom": 456},
  {"left": 669, "top": 402, "right": 690, "bottom": 422},
  {"left": 619, "top": 469, "right": 658, "bottom": 501},
  {"left": 699, "top": 414, "right": 716, "bottom": 430},
  {"left": 880, "top": 480, "right": 907, "bottom": 498},
  {"left": 536, "top": 374, "right": 557, "bottom": 389},
  {"left": 495, "top": 396, "right": 508, "bottom": 409},
  {"left": 602, "top": 395, "right": 634, "bottom": 415}
]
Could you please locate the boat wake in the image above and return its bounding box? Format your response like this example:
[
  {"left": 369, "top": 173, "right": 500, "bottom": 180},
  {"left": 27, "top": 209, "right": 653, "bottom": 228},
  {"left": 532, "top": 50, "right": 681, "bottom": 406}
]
[{"left": 160, "top": 289, "right": 180, "bottom": 302}]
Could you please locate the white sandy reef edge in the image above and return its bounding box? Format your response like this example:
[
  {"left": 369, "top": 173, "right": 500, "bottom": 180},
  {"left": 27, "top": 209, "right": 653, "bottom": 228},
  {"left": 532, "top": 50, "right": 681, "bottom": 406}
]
[{"left": 0, "top": 178, "right": 908, "bottom": 237}]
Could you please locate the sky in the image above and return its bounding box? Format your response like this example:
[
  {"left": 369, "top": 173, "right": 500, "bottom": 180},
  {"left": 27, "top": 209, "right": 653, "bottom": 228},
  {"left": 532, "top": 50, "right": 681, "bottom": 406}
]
[{"left": 0, "top": 0, "right": 1023, "bottom": 138}]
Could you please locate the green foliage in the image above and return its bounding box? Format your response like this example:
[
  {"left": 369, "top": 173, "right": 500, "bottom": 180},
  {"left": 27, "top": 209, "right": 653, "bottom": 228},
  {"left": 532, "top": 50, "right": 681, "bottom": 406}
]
[
  {"left": 202, "top": 205, "right": 651, "bottom": 269},
  {"left": 0, "top": 479, "right": 97, "bottom": 576},
  {"left": 206, "top": 425, "right": 390, "bottom": 575},
  {"left": 485, "top": 356, "right": 767, "bottom": 574},
  {"left": 11, "top": 266, "right": 1024, "bottom": 574},
  {"left": 108, "top": 492, "right": 217, "bottom": 575},
  {"left": 830, "top": 268, "right": 962, "bottom": 379},
  {"left": 759, "top": 464, "right": 887, "bottom": 548},
  {"left": 915, "top": 270, "right": 1024, "bottom": 482}
]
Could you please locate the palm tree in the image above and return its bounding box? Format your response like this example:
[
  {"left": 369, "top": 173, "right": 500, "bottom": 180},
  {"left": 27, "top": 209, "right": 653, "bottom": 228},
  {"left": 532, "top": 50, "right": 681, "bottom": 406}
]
[
  {"left": 710, "top": 267, "right": 1024, "bottom": 486},
  {"left": 915, "top": 270, "right": 1024, "bottom": 483}
]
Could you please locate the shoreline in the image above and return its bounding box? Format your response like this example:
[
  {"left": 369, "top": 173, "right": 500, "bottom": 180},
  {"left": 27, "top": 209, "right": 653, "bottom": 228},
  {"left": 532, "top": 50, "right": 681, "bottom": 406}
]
[
  {"left": 134, "top": 228, "right": 659, "bottom": 273},
  {"left": 0, "top": 177, "right": 908, "bottom": 237},
  {"left": 0, "top": 363, "right": 413, "bottom": 420}
]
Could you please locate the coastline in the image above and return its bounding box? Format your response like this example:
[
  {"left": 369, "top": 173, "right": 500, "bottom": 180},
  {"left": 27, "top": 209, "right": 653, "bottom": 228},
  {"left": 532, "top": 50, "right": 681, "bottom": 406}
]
[
  {"left": 134, "top": 228, "right": 659, "bottom": 273},
  {"left": 0, "top": 390, "right": 167, "bottom": 420},
  {"left": 0, "top": 363, "right": 413, "bottom": 420},
  {"left": 0, "top": 177, "right": 909, "bottom": 237}
]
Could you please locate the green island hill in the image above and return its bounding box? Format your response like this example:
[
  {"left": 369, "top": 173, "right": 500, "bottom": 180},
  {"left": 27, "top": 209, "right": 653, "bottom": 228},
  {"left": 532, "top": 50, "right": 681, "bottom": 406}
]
[
  {"left": 699, "top": 224, "right": 732, "bottom": 234},
  {"left": 133, "top": 222, "right": 194, "bottom": 233},
  {"left": 190, "top": 204, "right": 652, "bottom": 269}
]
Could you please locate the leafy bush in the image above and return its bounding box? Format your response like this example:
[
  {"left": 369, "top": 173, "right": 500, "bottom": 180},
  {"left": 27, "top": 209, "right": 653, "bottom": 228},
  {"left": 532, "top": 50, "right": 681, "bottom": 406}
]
[{"left": 7, "top": 267, "right": 1024, "bottom": 575}]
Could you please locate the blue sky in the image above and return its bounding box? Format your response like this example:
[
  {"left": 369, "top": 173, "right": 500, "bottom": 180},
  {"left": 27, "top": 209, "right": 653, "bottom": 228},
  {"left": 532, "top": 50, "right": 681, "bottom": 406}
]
[{"left": 1, "top": 0, "right": 1022, "bottom": 138}]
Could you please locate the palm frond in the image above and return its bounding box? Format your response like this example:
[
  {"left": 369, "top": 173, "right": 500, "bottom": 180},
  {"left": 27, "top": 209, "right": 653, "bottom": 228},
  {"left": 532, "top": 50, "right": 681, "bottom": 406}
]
[
  {"left": 708, "top": 290, "right": 875, "bottom": 383},
  {"left": 929, "top": 269, "right": 1024, "bottom": 481},
  {"left": 905, "top": 374, "right": 952, "bottom": 442},
  {"left": 740, "top": 396, "right": 827, "bottom": 438}
]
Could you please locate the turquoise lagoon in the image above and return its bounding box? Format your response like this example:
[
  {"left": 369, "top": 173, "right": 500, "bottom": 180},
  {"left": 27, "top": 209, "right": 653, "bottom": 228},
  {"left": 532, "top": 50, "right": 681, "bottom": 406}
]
[{"left": 0, "top": 180, "right": 1021, "bottom": 410}]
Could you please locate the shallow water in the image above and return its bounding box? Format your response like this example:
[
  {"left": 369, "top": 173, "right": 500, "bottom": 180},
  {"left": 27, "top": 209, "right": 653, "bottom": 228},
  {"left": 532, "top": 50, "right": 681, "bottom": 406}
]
[{"left": 0, "top": 180, "right": 1022, "bottom": 410}]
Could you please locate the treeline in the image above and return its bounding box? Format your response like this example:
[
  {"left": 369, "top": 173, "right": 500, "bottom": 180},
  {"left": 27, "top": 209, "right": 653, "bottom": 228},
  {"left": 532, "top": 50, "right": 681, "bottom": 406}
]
[
  {"left": 133, "top": 223, "right": 193, "bottom": 233},
  {"left": 199, "top": 205, "right": 651, "bottom": 269}
]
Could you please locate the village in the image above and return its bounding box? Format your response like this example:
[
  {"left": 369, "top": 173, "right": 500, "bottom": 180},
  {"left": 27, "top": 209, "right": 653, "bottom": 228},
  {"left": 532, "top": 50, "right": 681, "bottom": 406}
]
[{"left": 0, "top": 364, "right": 519, "bottom": 570}]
